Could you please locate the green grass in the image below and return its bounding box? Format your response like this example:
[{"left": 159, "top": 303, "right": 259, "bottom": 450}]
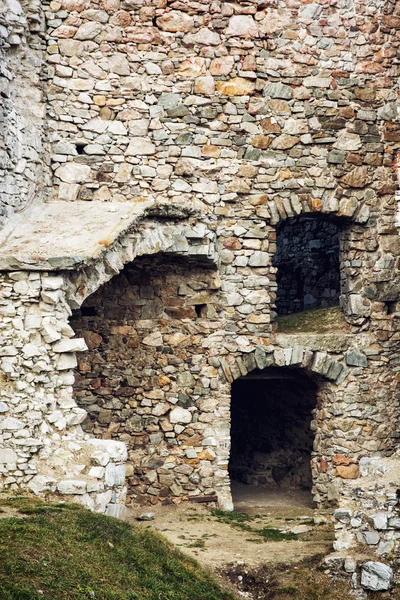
[
  {"left": 276, "top": 306, "right": 349, "bottom": 333},
  {"left": 0, "top": 496, "right": 234, "bottom": 600},
  {"left": 211, "top": 510, "right": 298, "bottom": 541}
]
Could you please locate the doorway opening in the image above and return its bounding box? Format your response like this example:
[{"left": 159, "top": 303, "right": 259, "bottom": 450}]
[
  {"left": 273, "top": 216, "right": 340, "bottom": 316},
  {"left": 229, "top": 368, "right": 317, "bottom": 510}
]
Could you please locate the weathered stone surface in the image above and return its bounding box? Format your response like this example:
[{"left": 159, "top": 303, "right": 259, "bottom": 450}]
[
  {"left": 169, "top": 407, "right": 192, "bottom": 424},
  {"left": 156, "top": 11, "right": 194, "bottom": 33},
  {"left": 361, "top": 562, "right": 393, "bottom": 591},
  {"left": 216, "top": 78, "right": 255, "bottom": 96},
  {"left": 336, "top": 465, "right": 359, "bottom": 479},
  {"left": 264, "top": 82, "right": 293, "bottom": 99},
  {"left": 226, "top": 15, "right": 258, "bottom": 37},
  {"left": 341, "top": 166, "right": 369, "bottom": 188},
  {"left": 346, "top": 350, "right": 368, "bottom": 367},
  {"left": 74, "top": 22, "right": 102, "bottom": 40},
  {"left": 55, "top": 163, "right": 91, "bottom": 184},
  {"left": 125, "top": 138, "right": 156, "bottom": 156}
]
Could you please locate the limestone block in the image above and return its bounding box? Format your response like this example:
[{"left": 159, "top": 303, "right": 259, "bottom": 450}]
[
  {"left": 156, "top": 11, "right": 194, "bottom": 33},
  {"left": 194, "top": 76, "right": 215, "bottom": 95},
  {"left": 210, "top": 56, "right": 234, "bottom": 76},
  {"left": 361, "top": 562, "right": 393, "bottom": 591},
  {"left": 377, "top": 540, "right": 395, "bottom": 556},
  {"left": 333, "top": 132, "right": 361, "bottom": 151},
  {"left": 41, "top": 323, "right": 61, "bottom": 343},
  {"left": 142, "top": 332, "right": 163, "bottom": 346},
  {"left": 55, "top": 163, "right": 91, "bottom": 183},
  {"left": 52, "top": 338, "right": 88, "bottom": 353},
  {"left": 106, "top": 503, "right": 126, "bottom": 518},
  {"left": 341, "top": 166, "right": 369, "bottom": 188},
  {"left": 303, "top": 76, "right": 331, "bottom": 88},
  {"left": 105, "top": 463, "right": 126, "bottom": 487},
  {"left": 91, "top": 451, "right": 110, "bottom": 467},
  {"left": 334, "top": 509, "right": 352, "bottom": 523},
  {"left": 75, "top": 21, "right": 102, "bottom": 40},
  {"left": 125, "top": 138, "right": 156, "bottom": 156},
  {"left": 263, "top": 82, "right": 293, "bottom": 100},
  {"left": 226, "top": 15, "right": 258, "bottom": 37},
  {"left": 56, "top": 353, "right": 78, "bottom": 370},
  {"left": 169, "top": 407, "right": 192, "bottom": 424},
  {"left": 28, "top": 475, "right": 57, "bottom": 495},
  {"left": 347, "top": 294, "right": 370, "bottom": 317},
  {"left": 216, "top": 78, "right": 255, "bottom": 97},
  {"left": 94, "top": 490, "right": 113, "bottom": 513},
  {"left": 0, "top": 417, "right": 24, "bottom": 430},
  {"left": 388, "top": 517, "right": 400, "bottom": 529},
  {"left": 0, "top": 448, "right": 17, "bottom": 464},
  {"left": 185, "top": 27, "right": 221, "bottom": 46},
  {"left": 86, "top": 439, "right": 127, "bottom": 462},
  {"left": 336, "top": 464, "right": 359, "bottom": 479},
  {"left": 344, "top": 558, "right": 357, "bottom": 573},
  {"left": 42, "top": 275, "right": 64, "bottom": 289},
  {"left": 58, "top": 480, "right": 87, "bottom": 494},
  {"left": 369, "top": 514, "right": 388, "bottom": 530},
  {"left": 185, "top": 449, "right": 198, "bottom": 459},
  {"left": 108, "top": 53, "right": 130, "bottom": 76},
  {"left": 66, "top": 408, "right": 87, "bottom": 426}
]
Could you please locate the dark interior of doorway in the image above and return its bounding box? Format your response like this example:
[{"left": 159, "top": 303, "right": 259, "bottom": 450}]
[
  {"left": 273, "top": 216, "right": 340, "bottom": 315},
  {"left": 229, "top": 369, "right": 317, "bottom": 509}
]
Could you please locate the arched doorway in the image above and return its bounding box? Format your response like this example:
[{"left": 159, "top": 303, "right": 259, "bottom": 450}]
[{"left": 229, "top": 367, "right": 317, "bottom": 509}]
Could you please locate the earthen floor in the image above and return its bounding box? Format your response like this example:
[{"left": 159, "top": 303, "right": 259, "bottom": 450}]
[{"left": 126, "top": 486, "right": 334, "bottom": 590}]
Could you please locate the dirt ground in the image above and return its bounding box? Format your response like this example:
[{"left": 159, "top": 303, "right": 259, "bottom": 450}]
[{"left": 126, "top": 484, "right": 335, "bottom": 595}]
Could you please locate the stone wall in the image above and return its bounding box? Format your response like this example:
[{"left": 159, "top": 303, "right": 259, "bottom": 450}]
[
  {"left": 0, "top": 0, "right": 400, "bottom": 592},
  {"left": 273, "top": 216, "right": 340, "bottom": 314},
  {"left": 71, "top": 253, "right": 223, "bottom": 502},
  {"left": 0, "top": 270, "right": 127, "bottom": 514},
  {"left": 0, "top": 0, "right": 46, "bottom": 227}
]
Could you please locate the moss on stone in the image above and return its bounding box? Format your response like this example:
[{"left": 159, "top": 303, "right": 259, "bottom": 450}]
[{"left": 276, "top": 306, "right": 350, "bottom": 334}]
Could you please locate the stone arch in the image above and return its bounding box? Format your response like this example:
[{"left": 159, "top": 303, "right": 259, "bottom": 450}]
[
  {"left": 264, "top": 193, "right": 370, "bottom": 227},
  {"left": 65, "top": 221, "right": 222, "bottom": 505},
  {"left": 64, "top": 220, "right": 217, "bottom": 309},
  {"left": 218, "top": 346, "right": 346, "bottom": 385}
]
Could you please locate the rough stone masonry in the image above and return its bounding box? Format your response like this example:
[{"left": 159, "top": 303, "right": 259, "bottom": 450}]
[{"left": 1, "top": 0, "right": 400, "bottom": 593}]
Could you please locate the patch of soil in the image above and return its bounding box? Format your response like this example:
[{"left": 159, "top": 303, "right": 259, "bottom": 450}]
[
  {"left": 126, "top": 498, "right": 334, "bottom": 575},
  {"left": 223, "top": 556, "right": 353, "bottom": 600}
]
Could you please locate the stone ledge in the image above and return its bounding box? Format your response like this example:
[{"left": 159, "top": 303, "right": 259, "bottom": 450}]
[
  {"left": 274, "top": 333, "right": 373, "bottom": 353},
  {"left": 0, "top": 200, "right": 154, "bottom": 271}
]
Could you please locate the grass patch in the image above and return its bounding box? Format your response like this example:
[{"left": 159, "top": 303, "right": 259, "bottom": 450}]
[
  {"left": 257, "top": 528, "right": 298, "bottom": 542},
  {"left": 211, "top": 510, "right": 298, "bottom": 541},
  {"left": 0, "top": 495, "right": 233, "bottom": 600},
  {"left": 276, "top": 306, "right": 349, "bottom": 333}
]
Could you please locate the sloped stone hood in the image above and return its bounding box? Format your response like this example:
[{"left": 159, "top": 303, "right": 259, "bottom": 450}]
[{"left": 0, "top": 200, "right": 154, "bottom": 271}]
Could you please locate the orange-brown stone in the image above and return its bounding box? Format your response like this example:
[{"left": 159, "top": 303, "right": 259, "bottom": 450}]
[
  {"left": 336, "top": 465, "right": 360, "bottom": 479},
  {"left": 216, "top": 78, "right": 256, "bottom": 97}
]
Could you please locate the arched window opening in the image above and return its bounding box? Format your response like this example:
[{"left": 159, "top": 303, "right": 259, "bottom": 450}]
[
  {"left": 273, "top": 216, "right": 341, "bottom": 316},
  {"left": 229, "top": 368, "right": 317, "bottom": 509}
]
